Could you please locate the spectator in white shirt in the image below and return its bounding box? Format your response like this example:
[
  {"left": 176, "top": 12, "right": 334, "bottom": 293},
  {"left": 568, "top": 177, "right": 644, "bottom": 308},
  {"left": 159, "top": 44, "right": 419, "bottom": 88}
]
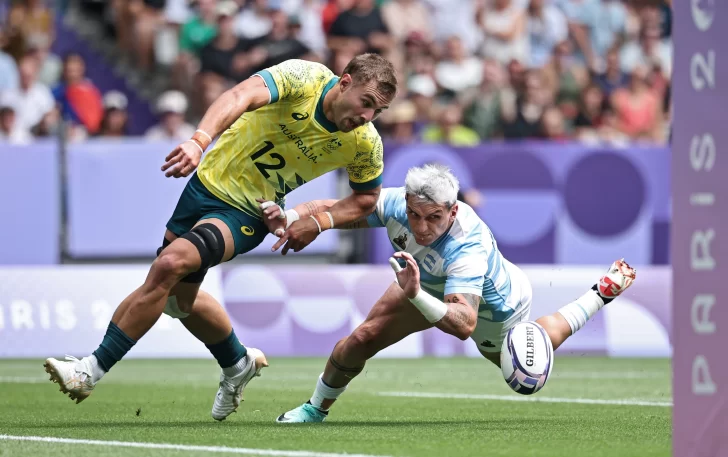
[
  {"left": 0, "top": 53, "right": 55, "bottom": 133},
  {"left": 0, "top": 97, "right": 32, "bottom": 145},
  {"left": 145, "top": 90, "right": 196, "bottom": 141}
]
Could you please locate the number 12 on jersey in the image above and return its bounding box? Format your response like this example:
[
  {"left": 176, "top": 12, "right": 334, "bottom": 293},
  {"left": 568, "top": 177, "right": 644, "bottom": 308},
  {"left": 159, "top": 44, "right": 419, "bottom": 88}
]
[{"left": 251, "top": 141, "right": 285, "bottom": 178}]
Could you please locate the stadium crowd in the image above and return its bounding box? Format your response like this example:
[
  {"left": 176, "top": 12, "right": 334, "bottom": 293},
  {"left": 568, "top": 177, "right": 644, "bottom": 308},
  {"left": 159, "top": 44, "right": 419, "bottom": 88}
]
[{"left": 0, "top": 0, "right": 671, "bottom": 146}]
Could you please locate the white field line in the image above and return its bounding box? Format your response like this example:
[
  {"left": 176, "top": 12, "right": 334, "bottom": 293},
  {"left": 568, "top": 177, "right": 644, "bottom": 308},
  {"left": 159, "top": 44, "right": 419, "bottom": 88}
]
[
  {"left": 0, "top": 435, "right": 394, "bottom": 457},
  {"left": 378, "top": 391, "right": 672, "bottom": 407}
]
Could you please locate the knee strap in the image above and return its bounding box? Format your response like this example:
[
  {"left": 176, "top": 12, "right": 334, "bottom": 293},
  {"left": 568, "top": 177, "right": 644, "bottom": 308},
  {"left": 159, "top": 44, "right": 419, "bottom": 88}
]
[
  {"left": 163, "top": 296, "right": 190, "bottom": 319},
  {"left": 180, "top": 223, "right": 226, "bottom": 269}
]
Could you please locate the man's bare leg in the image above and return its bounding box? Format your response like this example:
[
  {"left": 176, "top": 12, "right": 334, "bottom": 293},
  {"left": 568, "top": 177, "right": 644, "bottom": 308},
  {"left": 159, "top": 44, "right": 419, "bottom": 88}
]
[
  {"left": 480, "top": 259, "right": 637, "bottom": 368},
  {"left": 276, "top": 283, "right": 432, "bottom": 422},
  {"left": 44, "top": 219, "right": 237, "bottom": 403}
]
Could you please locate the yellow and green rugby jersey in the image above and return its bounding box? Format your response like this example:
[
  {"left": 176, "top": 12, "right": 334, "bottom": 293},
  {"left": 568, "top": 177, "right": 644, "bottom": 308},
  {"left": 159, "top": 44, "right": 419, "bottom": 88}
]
[{"left": 196, "top": 59, "right": 384, "bottom": 217}]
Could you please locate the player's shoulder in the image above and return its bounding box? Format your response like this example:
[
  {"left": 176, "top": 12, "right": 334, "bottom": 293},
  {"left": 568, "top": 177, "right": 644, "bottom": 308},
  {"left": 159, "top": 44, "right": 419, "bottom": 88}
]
[
  {"left": 260, "top": 59, "right": 336, "bottom": 102},
  {"left": 270, "top": 59, "right": 334, "bottom": 83},
  {"left": 353, "top": 122, "right": 382, "bottom": 153},
  {"left": 374, "top": 186, "right": 406, "bottom": 220},
  {"left": 442, "top": 203, "right": 488, "bottom": 255}
]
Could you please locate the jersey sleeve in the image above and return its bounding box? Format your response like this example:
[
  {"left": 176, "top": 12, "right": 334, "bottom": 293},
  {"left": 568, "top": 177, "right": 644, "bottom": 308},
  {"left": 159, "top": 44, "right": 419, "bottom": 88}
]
[
  {"left": 347, "top": 126, "right": 384, "bottom": 191},
  {"left": 254, "top": 59, "right": 331, "bottom": 104},
  {"left": 443, "top": 247, "right": 488, "bottom": 297},
  {"left": 366, "top": 187, "right": 403, "bottom": 228}
]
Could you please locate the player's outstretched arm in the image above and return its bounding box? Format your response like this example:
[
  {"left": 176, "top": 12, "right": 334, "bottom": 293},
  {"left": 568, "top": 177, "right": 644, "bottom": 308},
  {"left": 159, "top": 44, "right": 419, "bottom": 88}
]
[
  {"left": 257, "top": 197, "right": 372, "bottom": 237},
  {"left": 162, "top": 77, "right": 272, "bottom": 178},
  {"left": 269, "top": 187, "right": 380, "bottom": 254},
  {"left": 390, "top": 252, "right": 479, "bottom": 340}
]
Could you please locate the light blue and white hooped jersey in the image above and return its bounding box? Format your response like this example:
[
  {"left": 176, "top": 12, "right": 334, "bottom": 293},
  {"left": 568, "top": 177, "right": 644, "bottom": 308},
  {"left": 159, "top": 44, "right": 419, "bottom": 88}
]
[{"left": 366, "top": 187, "right": 523, "bottom": 323}]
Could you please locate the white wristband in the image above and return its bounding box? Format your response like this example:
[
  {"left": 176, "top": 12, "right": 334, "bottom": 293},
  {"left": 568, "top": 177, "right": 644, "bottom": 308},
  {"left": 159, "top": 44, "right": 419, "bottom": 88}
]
[
  {"left": 195, "top": 129, "right": 212, "bottom": 142},
  {"left": 310, "top": 215, "right": 322, "bottom": 233},
  {"left": 324, "top": 211, "right": 334, "bottom": 229},
  {"left": 284, "top": 209, "right": 299, "bottom": 228},
  {"left": 409, "top": 288, "right": 448, "bottom": 324},
  {"left": 186, "top": 139, "right": 204, "bottom": 154}
]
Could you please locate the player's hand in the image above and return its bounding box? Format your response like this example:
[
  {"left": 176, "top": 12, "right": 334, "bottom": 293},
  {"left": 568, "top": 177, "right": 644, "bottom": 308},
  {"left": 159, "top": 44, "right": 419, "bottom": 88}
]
[
  {"left": 271, "top": 217, "right": 320, "bottom": 255},
  {"left": 162, "top": 140, "right": 202, "bottom": 178},
  {"left": 256, "top": 198, "right": 287, "bottom": 237},
  {"left": 389, "top": 251, "right": 421, "bottom": 299}
]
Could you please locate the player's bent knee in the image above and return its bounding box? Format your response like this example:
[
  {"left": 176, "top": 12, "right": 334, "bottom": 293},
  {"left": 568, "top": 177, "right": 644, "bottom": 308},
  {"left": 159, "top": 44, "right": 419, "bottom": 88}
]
[
  {"left": 163, "top": 296, "right": 190, "bottom": 319},
  {"left": 154, "top": 251, "right": 196, "bottom": 279},
  {"left": 347, "top": 325, "right": 382, "bottom": 358}
]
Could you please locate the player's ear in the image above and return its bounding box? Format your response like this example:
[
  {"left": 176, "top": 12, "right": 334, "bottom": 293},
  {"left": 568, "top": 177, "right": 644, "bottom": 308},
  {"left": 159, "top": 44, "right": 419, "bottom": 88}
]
[
  {"left": 450, "top": 203, "right": 458, "bottom": 222},
  {"left": 339, "top": 74, "right": 353, "bottom": 91}
]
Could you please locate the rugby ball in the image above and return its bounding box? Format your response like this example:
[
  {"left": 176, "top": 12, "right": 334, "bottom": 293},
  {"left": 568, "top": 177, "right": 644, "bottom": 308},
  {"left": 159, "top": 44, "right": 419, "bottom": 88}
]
[{"left": 500, "top": 321, "right": 554, "bottom": 395}]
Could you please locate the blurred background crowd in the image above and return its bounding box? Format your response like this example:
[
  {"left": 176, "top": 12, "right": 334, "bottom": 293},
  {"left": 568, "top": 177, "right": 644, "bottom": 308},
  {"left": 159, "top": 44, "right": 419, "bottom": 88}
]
[{"left": 0, "top": 0, "right": 671, "bottom": 146}]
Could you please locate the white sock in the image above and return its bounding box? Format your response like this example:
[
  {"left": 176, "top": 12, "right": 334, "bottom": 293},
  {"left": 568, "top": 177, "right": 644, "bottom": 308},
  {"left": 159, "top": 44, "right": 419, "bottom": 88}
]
[
  {"left": 87, "top": 355, "right": 106, "bottom": 384},
  {"left": 222, "top": 353, "right": 249, "bottom": 378},
  {"left": 557, "top": 288, "right": 606, "bottom": 335},
  {"left": 309, "top": 374, "right": 346, "bottom": 410}
]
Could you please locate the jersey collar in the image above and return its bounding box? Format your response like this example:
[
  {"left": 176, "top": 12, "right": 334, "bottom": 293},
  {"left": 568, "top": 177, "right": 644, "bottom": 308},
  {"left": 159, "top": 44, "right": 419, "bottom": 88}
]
[{"left": 315, "top": 76, "right": 340, "bottom": 133}]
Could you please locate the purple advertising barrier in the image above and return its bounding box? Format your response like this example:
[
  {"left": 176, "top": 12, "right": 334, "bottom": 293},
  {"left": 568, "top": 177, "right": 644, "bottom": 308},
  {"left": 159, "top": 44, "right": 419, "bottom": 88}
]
[
  {"left": 373, "top": 142, "right": 670, "bottom": 266},
  {"left": 0, "top": 265, "right": 670, "bottom": 359},
  {"left": 66, "top": 140, "right": 339, "bottom": 258},
  {"left": 0, "top": 142, "right": 60, "bottom": 265},
  {"left": 673, "top": 2, "right": 728, "bottom": 456}
]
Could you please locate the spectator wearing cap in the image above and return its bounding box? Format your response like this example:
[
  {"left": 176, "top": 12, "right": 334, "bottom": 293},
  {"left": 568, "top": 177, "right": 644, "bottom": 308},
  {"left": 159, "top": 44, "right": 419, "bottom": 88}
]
[
  {"left": 0, "top": 53, "right": 55, "bottom": 133},
  {"left": 53, "top": 53, "right": 105, "bottom": 135},
  {"left": 0, "top": 96, "right": 32, "bottom": 145},
  {"left": 0, "top": 26, "right": 20, "bottom": 92},
  {"left": 407, "top": 74, "right": 437, "bottom": 134},
  {"left": 145, "top": 90, "right": 196, "bottom": 141},
  {"left": 98, "top": 91, "right": 130, "bottom": 137}
]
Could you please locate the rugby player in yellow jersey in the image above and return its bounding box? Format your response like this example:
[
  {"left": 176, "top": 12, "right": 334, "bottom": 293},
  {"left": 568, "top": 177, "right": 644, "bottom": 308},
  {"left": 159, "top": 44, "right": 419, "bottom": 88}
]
[{"left": 43, "top": 54, "right": 398, "bottom": 421}]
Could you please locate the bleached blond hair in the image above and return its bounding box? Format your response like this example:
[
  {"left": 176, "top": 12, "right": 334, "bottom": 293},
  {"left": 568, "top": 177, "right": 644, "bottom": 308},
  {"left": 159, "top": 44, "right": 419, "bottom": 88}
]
[{"left": 404, "top": 164, "right": 460, "bottom": 208}]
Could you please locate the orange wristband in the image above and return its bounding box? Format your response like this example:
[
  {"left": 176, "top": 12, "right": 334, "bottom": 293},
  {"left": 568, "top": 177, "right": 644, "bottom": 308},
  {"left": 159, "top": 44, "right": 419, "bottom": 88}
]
[
  {"left": 312, "top": 212, "right": 334, "bottom": 232},
  {"left": 191, "top": 130, "right": 211, "bottom": 151}
]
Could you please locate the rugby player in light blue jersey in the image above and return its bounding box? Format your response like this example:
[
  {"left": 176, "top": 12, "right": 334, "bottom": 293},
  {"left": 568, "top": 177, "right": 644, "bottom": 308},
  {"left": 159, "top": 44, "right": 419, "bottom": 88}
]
[{"left": 258, "top": 164, "right": 636, "bottom": 423}]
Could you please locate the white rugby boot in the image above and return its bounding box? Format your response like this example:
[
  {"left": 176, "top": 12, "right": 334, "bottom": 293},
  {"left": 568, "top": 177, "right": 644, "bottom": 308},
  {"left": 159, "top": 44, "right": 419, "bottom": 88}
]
[
  {"left": 596, "top": 258, "right": 637, "bottom": 301},
  {"left": 44, "top": 355, "right": 96, "bottom": 404},
  {"left": 211, "top": 347, "right": 268, "bottom": 421}
]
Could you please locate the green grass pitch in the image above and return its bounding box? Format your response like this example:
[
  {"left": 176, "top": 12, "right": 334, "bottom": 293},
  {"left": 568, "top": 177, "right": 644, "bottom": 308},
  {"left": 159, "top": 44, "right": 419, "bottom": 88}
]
[{"left": 0, "top": 357, "right": 671, "bottom": 457}]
